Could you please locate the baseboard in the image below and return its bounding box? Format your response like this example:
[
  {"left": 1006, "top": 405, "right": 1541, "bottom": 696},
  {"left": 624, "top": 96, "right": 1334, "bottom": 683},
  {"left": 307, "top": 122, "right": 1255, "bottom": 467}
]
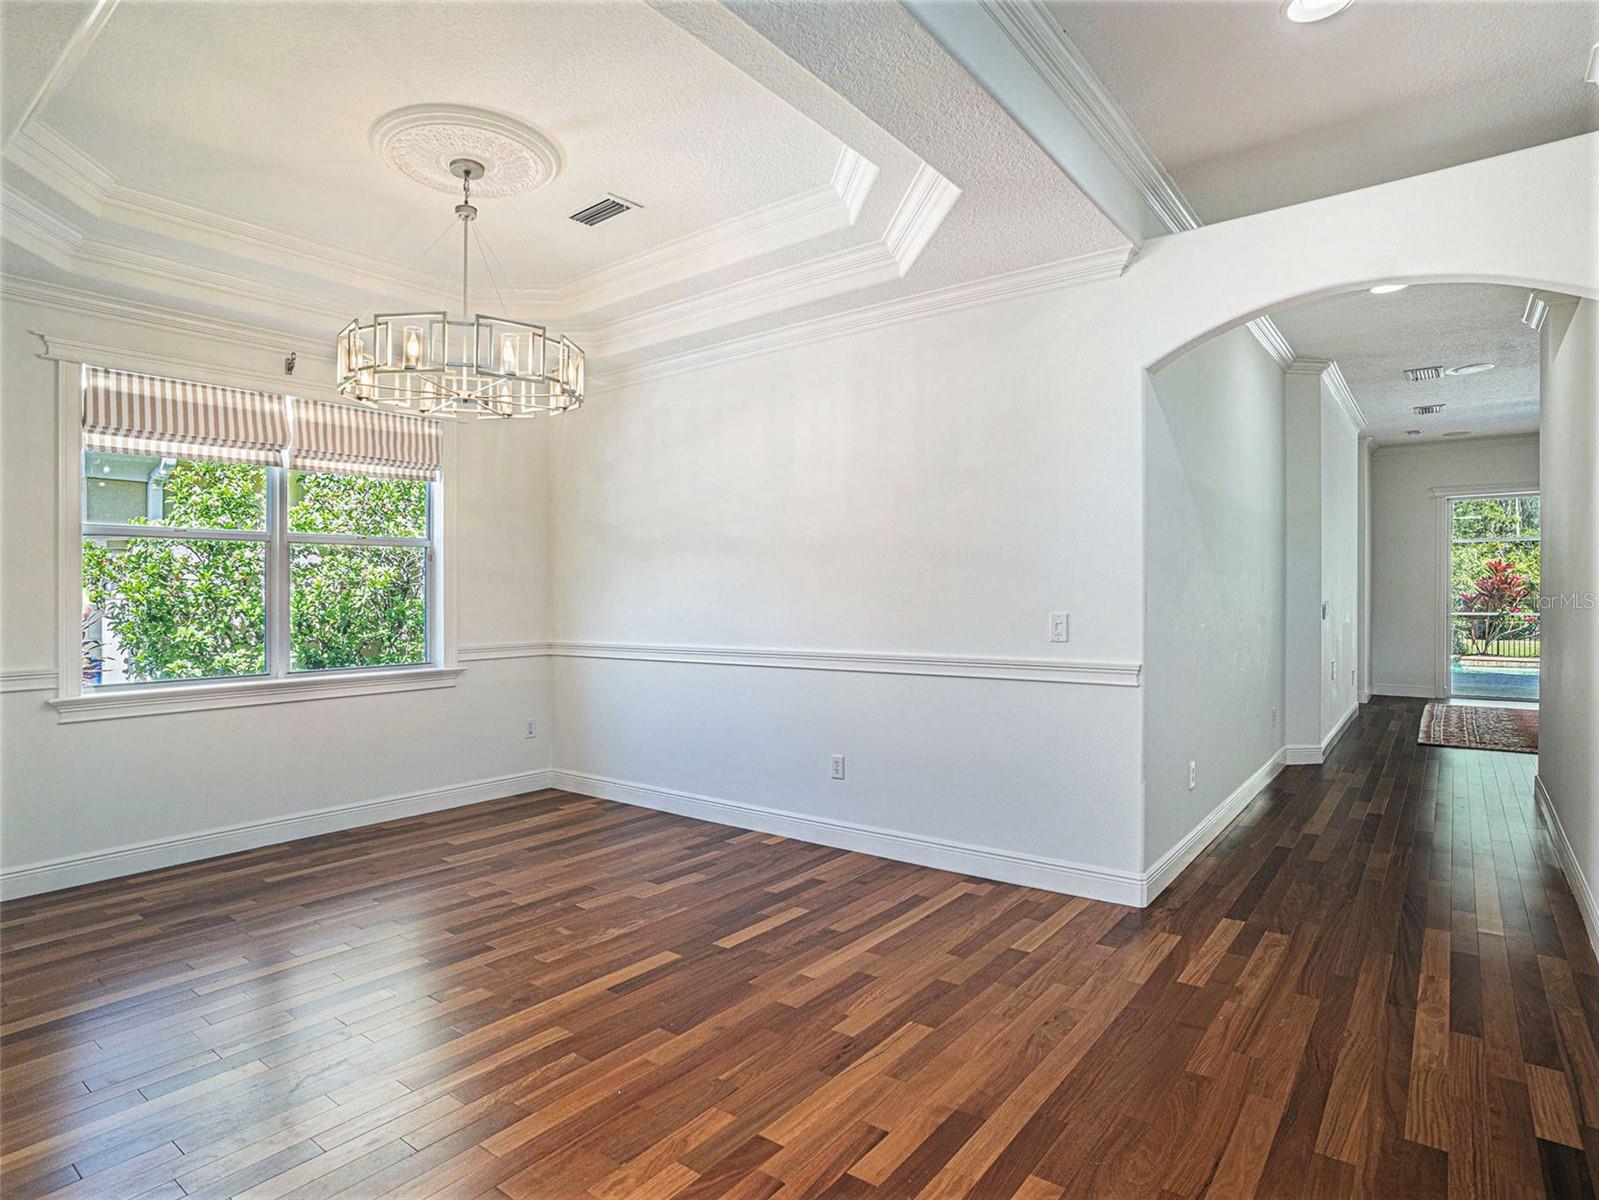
[
  {"left": 1535, "top": 775, "right": 1599, "bottom": 963},
  {"left": 0, "top": 769, "right": 556, "bottom": 901},
  {"left": 1371, "top": 682, "right": 1439, "bottom": 699},
  {"left": 1142, "top": 749, "right": 1286, "bottom": 905},
  {"left": 545, "top": 768, "right": 1145, "bottom": 906},
  {"left": 1283, "top": 700, "right": 1361, "bottom": 765}
]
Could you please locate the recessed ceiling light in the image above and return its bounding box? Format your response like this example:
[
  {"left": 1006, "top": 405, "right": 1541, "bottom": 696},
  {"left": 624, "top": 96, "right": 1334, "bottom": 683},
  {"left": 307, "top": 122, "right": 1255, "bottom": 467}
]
[
  {"left": 1369, "top": 284, "right": 1408, "bottom": 295},
  {"left": 1282, "top": 0, "right": 1353, "bottom": 22},
  {"left": 1444, "top": 363, "right": 1495, "bottom": 376}
]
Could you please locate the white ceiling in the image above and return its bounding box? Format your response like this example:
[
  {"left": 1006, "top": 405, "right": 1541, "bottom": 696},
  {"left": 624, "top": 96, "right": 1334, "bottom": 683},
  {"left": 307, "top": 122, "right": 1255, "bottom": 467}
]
[
  {"left": 0, "top": 0, "right": 1130, "bottom": 371},
  {"left": 1272, "top": 284, "right": 1541, "bottom": 445},
  {"left": 1050, "top": 0, "right": 1599, "bottom": 223}
]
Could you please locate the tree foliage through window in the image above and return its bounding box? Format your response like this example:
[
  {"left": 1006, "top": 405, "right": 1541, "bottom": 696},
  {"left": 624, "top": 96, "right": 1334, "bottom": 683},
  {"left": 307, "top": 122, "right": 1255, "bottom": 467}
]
[{"left": 83, "top": 459, "right": 428, "bottom": 683}]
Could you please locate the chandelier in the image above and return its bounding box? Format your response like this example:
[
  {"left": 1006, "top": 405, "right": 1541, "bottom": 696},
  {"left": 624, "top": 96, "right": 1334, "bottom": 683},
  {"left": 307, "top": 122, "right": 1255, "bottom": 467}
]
[{"left": 336, "top": 158, "right": 584, "bottom": 419}]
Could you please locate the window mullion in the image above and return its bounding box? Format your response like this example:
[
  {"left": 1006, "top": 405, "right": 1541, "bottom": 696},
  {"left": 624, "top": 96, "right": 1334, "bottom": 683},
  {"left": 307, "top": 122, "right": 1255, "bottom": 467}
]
[{"left": 267, "top": 466, "right": 291, "bottom": 678}]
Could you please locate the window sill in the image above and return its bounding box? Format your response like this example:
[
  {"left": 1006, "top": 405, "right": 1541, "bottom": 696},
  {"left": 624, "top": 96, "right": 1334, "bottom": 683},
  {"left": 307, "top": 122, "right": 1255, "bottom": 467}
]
[{"left": 48, "top": 666, "right": 464, "bottom": 724}]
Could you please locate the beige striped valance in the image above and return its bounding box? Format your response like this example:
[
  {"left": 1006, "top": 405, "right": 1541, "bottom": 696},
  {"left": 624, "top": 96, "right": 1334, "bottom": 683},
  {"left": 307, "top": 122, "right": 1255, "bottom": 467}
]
[
  {"left": 82, "top": 366, "right": 290, "bottom": 467},
  {"left": 291, "top": 397, "right": 442, "bottom": 481},
  {"left": 82, "top": 367, "right": 442, "bottom": 480}
]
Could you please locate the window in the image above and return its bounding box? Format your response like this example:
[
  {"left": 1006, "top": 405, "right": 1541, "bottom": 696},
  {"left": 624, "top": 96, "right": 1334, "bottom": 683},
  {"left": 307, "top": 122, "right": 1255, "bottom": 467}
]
[
  {"left": 76, "top": 366, "right": 443, "bottom": 694},
  {"left": 1448, "top": 493, "right": 1540, "bottom": 702}
]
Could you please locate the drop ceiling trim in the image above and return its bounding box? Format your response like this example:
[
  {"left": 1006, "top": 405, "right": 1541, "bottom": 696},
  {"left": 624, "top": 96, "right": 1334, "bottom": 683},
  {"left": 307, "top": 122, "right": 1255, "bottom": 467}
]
[
  {"left": 962, "top": 1, "right": 1312, "bottom": 380},
  {"left": 3, "top": 123, "right": 884, "bottom": 320},
  {"left": 589, "top": 244, "right": 1134, "bottom": 393},
  {"left": 979, "top": 0, "right": 1201, "bottom": 235}
]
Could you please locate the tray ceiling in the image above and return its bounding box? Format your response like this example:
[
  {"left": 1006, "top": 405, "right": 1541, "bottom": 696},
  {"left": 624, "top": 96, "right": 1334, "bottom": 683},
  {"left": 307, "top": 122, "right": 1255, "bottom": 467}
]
[{"left": 1, "top": 0, "right": 1132, "bottom": 370}]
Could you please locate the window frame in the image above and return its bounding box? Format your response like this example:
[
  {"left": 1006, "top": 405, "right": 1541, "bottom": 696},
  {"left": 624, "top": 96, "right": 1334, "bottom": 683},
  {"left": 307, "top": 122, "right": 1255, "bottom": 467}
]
[{"left": 51, "top": 357, "right": 460, "bottom": 723}]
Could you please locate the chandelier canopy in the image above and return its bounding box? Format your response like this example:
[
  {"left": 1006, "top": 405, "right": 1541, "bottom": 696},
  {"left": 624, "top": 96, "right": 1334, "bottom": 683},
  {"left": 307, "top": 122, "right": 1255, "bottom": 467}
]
[{"left": 336, "top": 158, "right": 584, "bottom": 419}]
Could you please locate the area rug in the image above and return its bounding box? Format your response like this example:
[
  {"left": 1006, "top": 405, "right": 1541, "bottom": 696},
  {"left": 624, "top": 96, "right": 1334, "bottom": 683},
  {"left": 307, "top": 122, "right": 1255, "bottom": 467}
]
[{"left": 1418, "top": 703, "right": 1539, "bottom": 753}]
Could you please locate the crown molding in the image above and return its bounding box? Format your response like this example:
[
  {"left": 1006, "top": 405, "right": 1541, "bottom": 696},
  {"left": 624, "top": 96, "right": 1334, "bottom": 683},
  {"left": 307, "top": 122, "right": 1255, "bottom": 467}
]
[
  {"left": 1247, "top": 316, "right": 1295, "bottom": 369},
  {"left": 591, "top": 244, "right": 1133, "bottom": 393},
  {"left": 568, "top": 147, "right": 879, "bottom": 315},
  {"left": 882, "top": 163, "right": 963, "bottom": 273},
  {"left": 1287, "top": 356, "right": 1367, "bottom": 431},
  {"left": 4, "top": 123, "right": 886, "bottom": 325},
  {"left": 979, "top": 0, "right": 1200, "bottom": 235},
  {"left": 1323, "top": 360, "right": 1366, "bottom": 430}
]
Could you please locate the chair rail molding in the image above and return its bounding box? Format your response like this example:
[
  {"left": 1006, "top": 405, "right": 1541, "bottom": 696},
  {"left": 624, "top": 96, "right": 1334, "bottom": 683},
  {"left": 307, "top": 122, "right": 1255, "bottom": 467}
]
[{"left": 545, "top": 640, "right": 1142, "bottom": 686}]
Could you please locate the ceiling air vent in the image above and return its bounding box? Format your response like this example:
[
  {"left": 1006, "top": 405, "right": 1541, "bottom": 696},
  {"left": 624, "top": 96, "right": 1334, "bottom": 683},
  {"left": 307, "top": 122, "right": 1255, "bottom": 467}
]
[
  {"left": 1412, "top": 403, "right": 1447, "bottom": 416},
  {"left": 1404, "top": 365, "right": 1444, "bottom": 382},
  {"left": 570, "top": 196, "right": 635, "bottom": 226},
  {"left": 1442, "top": 431, "right": 1475, "bottom": 438}
]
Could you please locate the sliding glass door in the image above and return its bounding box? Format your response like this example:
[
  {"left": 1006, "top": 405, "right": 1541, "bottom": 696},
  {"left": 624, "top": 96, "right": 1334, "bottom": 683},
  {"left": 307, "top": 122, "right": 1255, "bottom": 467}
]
[{"left": 1449, "top": 493, "right": 1540, "bottom": 702}]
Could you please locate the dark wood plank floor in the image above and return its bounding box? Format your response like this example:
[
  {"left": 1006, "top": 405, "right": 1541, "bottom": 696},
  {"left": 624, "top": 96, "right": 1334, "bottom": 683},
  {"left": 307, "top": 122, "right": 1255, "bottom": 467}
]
[{"left": 3, "top": 698, "right": 1595, "bottom": 1199}]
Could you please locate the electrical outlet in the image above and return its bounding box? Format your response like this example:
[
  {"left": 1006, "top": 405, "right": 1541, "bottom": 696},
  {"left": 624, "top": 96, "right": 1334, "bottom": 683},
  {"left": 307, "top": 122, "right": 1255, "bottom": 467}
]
[
  {"left": 1330, "top": 657, "right": 1337, "bottom": 681},
  {"left": 830, "top": 754, "right": 846, "bottom": 781},
  {"left": 1188, "top": 761, "right": 1197, "bottom": 790},
  {"left": 1271, "top": 705, "right": 1279, "bottom": 728},
  {"left": 1049, "top": 612, "right": 1070, "bottom": 643},
  {"left": 1350, "top": 667, "right": 1356, "bottom": 686},
  {"left": 524, "top": 719, "right": 537, "bottom": 739}
]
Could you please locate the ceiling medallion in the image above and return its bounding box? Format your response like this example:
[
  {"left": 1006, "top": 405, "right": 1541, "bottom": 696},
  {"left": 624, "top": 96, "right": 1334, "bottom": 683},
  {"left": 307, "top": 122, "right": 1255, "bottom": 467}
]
[
  {"left": 336, "top": 157, "right": 584, "bottom": 419},
  {"left": 370, "top": 104, "right": 562, "bottom": 198}
]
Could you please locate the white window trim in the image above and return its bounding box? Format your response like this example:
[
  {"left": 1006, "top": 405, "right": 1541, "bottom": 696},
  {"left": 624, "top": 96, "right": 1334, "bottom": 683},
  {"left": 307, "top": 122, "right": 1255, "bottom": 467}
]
[{"left": 47, "top": 354, "right": 461, "bottom": 722}]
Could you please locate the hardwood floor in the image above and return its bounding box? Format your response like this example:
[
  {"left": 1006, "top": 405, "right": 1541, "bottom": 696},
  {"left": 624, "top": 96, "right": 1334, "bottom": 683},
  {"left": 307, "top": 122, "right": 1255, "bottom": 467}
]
[{"left": 2, "top": 697, "right": 1595, "bottom": 1198}]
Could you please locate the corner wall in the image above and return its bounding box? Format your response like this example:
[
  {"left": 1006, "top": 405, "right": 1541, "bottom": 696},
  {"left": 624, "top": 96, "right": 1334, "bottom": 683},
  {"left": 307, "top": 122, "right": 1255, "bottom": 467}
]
[
  {"left": 1537, "top": 298, "right": 1598, "bottom": 939},
  {"left": 547, "top": 284, "right": 1148, "bottom": 901},
  {"left": 1142, "top": 326, "right": 1285, "bottom": 876},
  {"left": 0, "top": 291, "right": 555, "bottom": 896}
]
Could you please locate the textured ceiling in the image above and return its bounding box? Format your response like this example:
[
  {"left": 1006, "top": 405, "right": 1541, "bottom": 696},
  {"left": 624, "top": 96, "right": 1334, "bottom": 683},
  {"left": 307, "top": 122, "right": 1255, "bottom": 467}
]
[
  {"left": 1051, "top": 0, "right": 1599, "bottom": 223},
  {"left": 1272, "top": 284, "right": 1540, "bottom": 445},
  {"left": 34, "top": 0, "right": 842, "bottom": 282}
]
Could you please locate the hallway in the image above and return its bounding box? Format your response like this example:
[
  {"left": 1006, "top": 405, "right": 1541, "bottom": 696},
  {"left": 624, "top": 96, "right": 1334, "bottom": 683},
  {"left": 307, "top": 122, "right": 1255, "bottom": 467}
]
[{"left": 0, "top": 698, "right": 1593, "bottom": 1198}]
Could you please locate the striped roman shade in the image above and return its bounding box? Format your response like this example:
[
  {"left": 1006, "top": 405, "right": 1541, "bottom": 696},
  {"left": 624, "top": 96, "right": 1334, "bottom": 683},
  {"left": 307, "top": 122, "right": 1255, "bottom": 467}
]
[
  {"left": 291, "top": 397, "right": 443, "bottom": 481},
  {"left": 82, "top": 366, "right": 291, "bottom": 467}
]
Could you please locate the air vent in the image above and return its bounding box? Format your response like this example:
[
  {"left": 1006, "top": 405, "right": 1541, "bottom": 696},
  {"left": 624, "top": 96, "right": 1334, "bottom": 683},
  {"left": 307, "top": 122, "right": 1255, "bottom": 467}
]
[
  {"left": 1405, "top": 430, "right": 1423, "bottom": 436},
  {"left": 1442, "top": 431, "right": 1475, "bottom": 438},
  {"left": 1412, "top": 403, "right": 1447, "bottom": 416},
  {"left": 570, "top": 196, "right": 634, "bottom": 226},
  {"left": 1404, "top": 366, "right": 1444, "bottom": 382}
]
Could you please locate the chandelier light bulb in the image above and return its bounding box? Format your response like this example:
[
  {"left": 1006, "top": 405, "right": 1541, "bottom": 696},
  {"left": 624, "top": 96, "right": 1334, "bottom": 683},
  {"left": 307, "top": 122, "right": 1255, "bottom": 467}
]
[{"left": 403, "top": 326, "right": 423, "bottom": 369}]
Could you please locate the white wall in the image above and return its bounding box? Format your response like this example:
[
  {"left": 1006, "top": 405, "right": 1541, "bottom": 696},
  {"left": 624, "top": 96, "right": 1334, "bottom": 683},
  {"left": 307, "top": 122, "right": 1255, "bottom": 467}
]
[
  {"left": 1284, "top": 367, "right": 1360, "bottom": 756},
  {"left": 0, "top": 291, "right": 554, "bottom": 894},
  {"left": 1321, "top": 386, "right": 1360, "bottom": 735},
  {"left": 3, "top": 133, "right": 1592, "bottom": 904},
  {"left": 1369, "top": 435, "right": 1540, "bottom": 697},
  {"left": 1143, "top": 326, "right": 1285, "bottom": 871},
  {"left": 1538, "top": 298, "right": 1598, "bottom": 931},
  {"left": 547, "top": 285, "right": 1149, "bottom": 899}
]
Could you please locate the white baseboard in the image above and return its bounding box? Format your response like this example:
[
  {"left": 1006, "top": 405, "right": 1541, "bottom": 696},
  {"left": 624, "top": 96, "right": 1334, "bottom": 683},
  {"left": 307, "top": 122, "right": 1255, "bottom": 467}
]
[
  {"left": 0, "top": 769, "right": 556, "bottom": 901},
  {"left": 1371, "top": 682, "right": 1439, "bottom": 699},
  {"left": 1284, "top": 700, "right": 1361, "bottom": 765},
  {"left": 1535, "top": 775, "right": 1599, "bottom": 963},
  {"left": 1142, "top": 750, "right": 1286, "bottom": 905},
  {"left": 545, "top": 768, "right": 1145, "bottom": 906}
]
